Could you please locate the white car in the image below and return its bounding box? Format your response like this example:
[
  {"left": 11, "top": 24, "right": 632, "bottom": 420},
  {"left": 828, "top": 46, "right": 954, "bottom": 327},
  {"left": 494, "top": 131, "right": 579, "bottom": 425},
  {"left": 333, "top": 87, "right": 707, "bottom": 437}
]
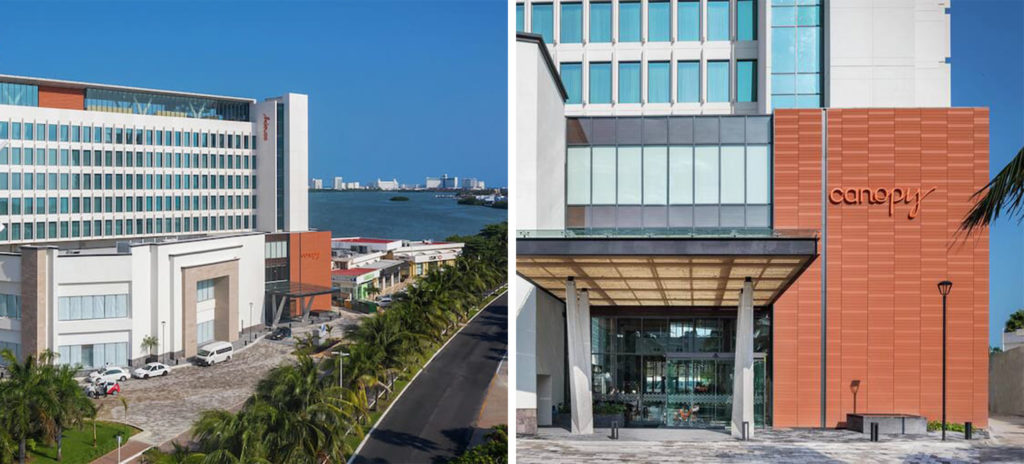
[
  {"left": 376, "top": 295, "right": 392, "bottom": 307},
  {"left": 132, "top": 362, "right": 170, "bottom": 379},
  {"left": 88, "top": 366, "right": 129, "bottom": 383}
]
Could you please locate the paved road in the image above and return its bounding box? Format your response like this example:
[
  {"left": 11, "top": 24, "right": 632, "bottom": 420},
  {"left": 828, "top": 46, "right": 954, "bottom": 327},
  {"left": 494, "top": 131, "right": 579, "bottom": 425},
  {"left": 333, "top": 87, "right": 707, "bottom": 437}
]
[{"left": 351, "top": 293, "right": 508, "bottom": 464}]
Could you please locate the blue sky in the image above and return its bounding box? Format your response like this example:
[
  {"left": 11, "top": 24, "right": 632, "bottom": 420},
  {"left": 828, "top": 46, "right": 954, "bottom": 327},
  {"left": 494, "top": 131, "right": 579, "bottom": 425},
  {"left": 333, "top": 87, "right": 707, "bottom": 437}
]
[
  {"left": 952, "top": 0, "right": 1024, "bottom": 346},
  {"left": 0, "top": 0, "right": 508, "bottom": 187}
]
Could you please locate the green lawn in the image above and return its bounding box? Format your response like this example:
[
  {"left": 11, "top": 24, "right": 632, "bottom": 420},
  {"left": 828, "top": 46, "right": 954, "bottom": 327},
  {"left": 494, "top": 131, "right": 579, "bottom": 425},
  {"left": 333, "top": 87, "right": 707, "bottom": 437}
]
[{"left": 29, "top": 421, "right": 139, "bottom": 464}]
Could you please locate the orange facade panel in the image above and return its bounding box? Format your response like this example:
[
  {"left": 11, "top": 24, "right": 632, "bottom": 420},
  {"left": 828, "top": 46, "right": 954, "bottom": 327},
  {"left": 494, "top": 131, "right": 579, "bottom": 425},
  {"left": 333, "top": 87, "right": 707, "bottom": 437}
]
[
  {"left": 288, "top": 230, "right": 333, "bottom": 315},
  {"left": 772, "top": 108, "right": 989, "bottom": 428},
  {"left": 38, "top": 86, "right": 84, "bottom": 110}
]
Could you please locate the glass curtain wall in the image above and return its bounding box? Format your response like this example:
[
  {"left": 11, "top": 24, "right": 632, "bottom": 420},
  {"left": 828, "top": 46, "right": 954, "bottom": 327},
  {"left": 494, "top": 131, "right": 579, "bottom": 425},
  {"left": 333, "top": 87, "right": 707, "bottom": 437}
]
[
  {"left": 591, "top": 314, "right": 771, "bottom": 428},
  {"left": 771, "top": 0, "right": 822, "bottom": 108}
]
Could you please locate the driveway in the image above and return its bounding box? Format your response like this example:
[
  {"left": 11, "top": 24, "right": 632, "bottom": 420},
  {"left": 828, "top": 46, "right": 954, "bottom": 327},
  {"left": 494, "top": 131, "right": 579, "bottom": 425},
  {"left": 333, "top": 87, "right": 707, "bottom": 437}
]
[
  {"left": 92, "top": 309, "right": 368, "bottom": 446},
  {"left": 351, "top": 293, "right": 508, "bottom": 464}
]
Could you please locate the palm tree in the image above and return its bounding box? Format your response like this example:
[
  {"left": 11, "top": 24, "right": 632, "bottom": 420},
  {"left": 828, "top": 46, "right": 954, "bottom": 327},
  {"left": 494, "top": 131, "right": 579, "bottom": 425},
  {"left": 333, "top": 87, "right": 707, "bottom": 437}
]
[
  {"left": 960, "top": 146, "right": 1024, "bottom": 235},
  {"left": 47, "top": 363, "right": 95, "bottom": 461},
  {"left": 140, "top": 335, "right": 159, "bottom": 361},
  {"left": 0, "top": 350, "right": 57, "bottom": 464}
]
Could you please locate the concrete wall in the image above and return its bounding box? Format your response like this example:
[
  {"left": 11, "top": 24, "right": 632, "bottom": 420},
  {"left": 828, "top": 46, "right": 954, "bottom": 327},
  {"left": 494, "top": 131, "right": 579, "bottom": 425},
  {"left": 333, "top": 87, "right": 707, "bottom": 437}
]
[
  {"left": 516, "top": 275, "right": 566, "bottom": 434},
  {"left": 828, "top": 0, "right": 951, "bottom": 108},
  {"left": 283, "top": 93, "right": 309, "bottom": 232},
  {"left": 516, "top": 38, "right": 567, "bottom": 232},
  {"left": 990, "top": 348, "right": 1024, "bottom": 416}
]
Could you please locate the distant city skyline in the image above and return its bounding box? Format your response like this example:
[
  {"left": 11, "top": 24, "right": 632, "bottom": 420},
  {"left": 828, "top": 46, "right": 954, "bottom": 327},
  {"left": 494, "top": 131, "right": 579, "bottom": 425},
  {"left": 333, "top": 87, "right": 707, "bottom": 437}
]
[{"left": 0, "top": 1, "right": 508, "bottom": 187}]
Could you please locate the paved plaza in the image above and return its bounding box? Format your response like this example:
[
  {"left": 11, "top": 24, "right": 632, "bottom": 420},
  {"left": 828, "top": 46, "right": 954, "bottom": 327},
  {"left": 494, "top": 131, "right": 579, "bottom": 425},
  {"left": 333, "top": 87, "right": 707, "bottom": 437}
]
[
  {"left": 91, "top": 309, "right": 367, "bottom": 446},
  {"left": 517, "top": 419, "right": 1024, "bottom": 463}
]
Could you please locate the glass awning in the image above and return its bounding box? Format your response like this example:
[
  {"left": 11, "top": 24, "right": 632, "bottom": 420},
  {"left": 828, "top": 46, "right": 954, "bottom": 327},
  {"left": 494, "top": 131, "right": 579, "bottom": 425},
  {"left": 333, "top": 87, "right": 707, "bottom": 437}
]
[{"left": 265, "top": 281, "right": 337, "bottom": 298}]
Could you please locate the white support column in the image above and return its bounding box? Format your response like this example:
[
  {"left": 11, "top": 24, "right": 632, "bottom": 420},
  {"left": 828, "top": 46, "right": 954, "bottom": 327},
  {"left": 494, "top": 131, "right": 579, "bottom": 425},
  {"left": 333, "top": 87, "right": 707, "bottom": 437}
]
[
  {"left": 565, "top": 277, "right": 594, "bottom": 434},
  {"left": 732, "top": 276, "right": 755, "bottom": 439}
]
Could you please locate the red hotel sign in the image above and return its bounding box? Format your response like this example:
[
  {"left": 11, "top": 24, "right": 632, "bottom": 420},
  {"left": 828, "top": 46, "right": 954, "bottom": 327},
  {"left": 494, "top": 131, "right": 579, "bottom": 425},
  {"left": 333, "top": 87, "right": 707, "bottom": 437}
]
[
  {"left": 262, "top": 113, "right": 270, "bottom": 141},
  {"left": 828, "top": 186, "right": 937, "bottom": 219}
]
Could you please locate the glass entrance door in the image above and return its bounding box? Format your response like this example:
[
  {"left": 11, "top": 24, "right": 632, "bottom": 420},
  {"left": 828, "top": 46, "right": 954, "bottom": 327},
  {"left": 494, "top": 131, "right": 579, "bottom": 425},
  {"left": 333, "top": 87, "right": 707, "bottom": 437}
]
[{"left": 662, "top": 355, "right": 767, "bottom": 428}]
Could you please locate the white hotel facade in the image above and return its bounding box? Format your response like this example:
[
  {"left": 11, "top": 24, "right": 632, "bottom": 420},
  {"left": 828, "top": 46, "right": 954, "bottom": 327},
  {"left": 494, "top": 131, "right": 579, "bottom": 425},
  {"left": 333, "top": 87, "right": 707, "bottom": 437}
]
[{"left": 0, "top": 75, "right": 311, "bottom": 368}]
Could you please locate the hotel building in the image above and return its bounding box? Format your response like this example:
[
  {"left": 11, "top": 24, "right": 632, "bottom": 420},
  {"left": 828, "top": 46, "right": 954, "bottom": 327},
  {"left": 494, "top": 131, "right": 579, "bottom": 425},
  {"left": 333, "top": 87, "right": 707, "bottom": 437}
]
[
  {"left": 515, "top": 0, "right": 989, "bottom": 436},
  {"left": 0, "top": 75, "right": 333, "bottom": 367}
]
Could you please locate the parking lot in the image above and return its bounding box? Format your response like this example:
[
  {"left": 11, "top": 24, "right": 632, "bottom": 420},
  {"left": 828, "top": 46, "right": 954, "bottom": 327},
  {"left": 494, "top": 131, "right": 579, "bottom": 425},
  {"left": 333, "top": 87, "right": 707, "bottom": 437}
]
[{"left": 91, "top": 309, "right": 367, "bottom": 446}]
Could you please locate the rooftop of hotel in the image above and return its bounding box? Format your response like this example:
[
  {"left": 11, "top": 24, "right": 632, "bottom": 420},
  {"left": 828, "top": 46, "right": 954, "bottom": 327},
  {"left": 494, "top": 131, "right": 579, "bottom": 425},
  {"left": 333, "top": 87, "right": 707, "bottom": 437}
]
[
  {"left": 332, "top": 237, "right": 400, "bottom": 244},
  {"left": 331, "top": 268, "right": 378, "bottom": 277},
  {"left": 0, "top": 74, "right": 255, "bottom": 103}
]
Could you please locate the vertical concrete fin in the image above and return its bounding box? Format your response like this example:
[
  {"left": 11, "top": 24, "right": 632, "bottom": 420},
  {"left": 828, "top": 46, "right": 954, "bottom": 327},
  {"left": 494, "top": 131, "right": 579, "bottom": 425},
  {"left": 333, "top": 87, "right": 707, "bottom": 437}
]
[
  {"left": 732, "top": 277, "right": 755, "bottom": 438},
  {"left": 565, "top": 278, "right": 594, "bottom": 434}
]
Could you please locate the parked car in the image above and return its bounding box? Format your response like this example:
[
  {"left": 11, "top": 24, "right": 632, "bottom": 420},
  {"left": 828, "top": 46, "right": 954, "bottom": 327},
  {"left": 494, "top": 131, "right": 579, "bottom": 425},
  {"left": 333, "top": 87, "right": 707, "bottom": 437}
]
[
  {"left": 196, "top": 341, "right": 233, "bottom": 366},
  {"left": 376, "top": 295, "right": 392, "bottom": 307},
  {"left": 268, "top": 327, "right": 292, "bottom": 341},
  {"left": 133, "top": 362, "right": 170, "bottom": 379},
  {"left": 85, "top": 380, "right": 121, "bottom": 398},
  {"left": 88, "top": 366, "right": 129, "bottom": 383}
]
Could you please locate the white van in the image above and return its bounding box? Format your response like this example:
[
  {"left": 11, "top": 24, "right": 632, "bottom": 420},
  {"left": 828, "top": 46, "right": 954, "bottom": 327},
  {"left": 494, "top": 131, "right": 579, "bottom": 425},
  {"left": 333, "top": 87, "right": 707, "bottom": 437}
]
[{"left": 196, "top": 341, "right": 233, "bottom": 366}]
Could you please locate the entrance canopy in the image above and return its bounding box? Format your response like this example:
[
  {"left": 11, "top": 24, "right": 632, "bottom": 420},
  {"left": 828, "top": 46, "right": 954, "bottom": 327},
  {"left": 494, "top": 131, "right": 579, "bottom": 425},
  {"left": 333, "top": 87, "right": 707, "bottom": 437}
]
[
  {"left": 517, "top": 230, "right": 818, "bottom": 307},
  {"left": 265, "top": 281, "right": 337, "bottom": 328}
]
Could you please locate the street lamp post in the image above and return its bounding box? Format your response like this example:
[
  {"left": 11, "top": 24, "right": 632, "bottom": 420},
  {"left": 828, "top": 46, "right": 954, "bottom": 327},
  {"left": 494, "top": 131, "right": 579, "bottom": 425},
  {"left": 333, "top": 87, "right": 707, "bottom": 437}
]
[
  {"left": 333, "top": 350, "right": 350, "bottom": 391},
  {"left": 937, "top": 280, "right": 953, "bottom": 441},
  {"left": 249, "top": 302, "right": 254, "bottom": 341},
  {"left": 161, "top": 321, "right": 166, "bottom": 364},
  {"left": 116, "top": 435, "right": 121, "bottom": 464}
]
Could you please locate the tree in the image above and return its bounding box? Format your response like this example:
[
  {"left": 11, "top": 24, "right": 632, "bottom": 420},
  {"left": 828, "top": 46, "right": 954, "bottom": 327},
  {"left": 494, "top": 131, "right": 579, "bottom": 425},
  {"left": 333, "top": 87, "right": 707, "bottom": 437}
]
[
  {"left": 0, "top": 350, "right": 58, "bottom": 464},
  {"left": 1006, "top": 309, "right": 1024, "bottom": 333},
  {"left": 141, "top": 335, "right": 160, "bottom": 359},
  {"left": 960, "top": 146, "right": 1024, "bottom": 235},
  {"left": 47, "top": 363, "right": 96, "bottom": 461}
]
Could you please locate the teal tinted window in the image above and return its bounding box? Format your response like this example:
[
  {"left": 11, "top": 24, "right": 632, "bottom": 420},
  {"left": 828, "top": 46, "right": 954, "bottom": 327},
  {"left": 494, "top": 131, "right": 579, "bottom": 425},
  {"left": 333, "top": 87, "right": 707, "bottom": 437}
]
[
  {"left": 678, "top": 1, "right": 700, "bottom": 41},
  {"left": 708, "top": 1, "right": 730, "bottom": 41},
  {"left": 561, "top": 63, "right": 583, "bottom": 104},
  {"left": 589, "top": 62, "right": 612, "bottom": 104},
  {"left": 648, "top": 62, "right": 670, "bottom": 103},
  {"left": 737, "top": 60, "right": 757, "bottom": 102},
  {"left": 531, "top": 3, "right": 554, "bottom": 43},
  {"left": 0, "top": 83, "right": 38, "bottom": 107},
  {"left": 590, "top": 2, "right": 612, "bottom": 42},
  {"left": 738, "top": 0, "right": 756, "bottom": 40},
  {"left": 618, "top": 62, "right": 641, "bottom": 104},
  {"left": 516, "top": 4, "right": 524, "bottom": 31},
  {"left": 707, "top": 61, "right": 730, "bottom": 102},
  {"left": 772, "top": 0, "right": 821, "bottom": 109},
  {"left": 561, "top": 3, "right": 583, "bottom": 43},
  {"left": 619, "top": 1, "right": 641, "bottom": 42},
  {"left": 648, "top": 1, "right": 670, "bottom": 42}
]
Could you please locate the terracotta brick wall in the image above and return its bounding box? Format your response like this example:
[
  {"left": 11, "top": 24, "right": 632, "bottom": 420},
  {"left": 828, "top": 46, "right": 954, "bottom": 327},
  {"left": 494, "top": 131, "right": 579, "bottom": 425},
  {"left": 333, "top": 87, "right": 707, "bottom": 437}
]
[
  {"left": 38, "top": 86, "right": 84, "bottom": 110},
  {"left": 773, "top": 108, "right": 989, "bottom": 428},
  {"left": 289, "top": 231, "right": 333, "bottom": 314}
]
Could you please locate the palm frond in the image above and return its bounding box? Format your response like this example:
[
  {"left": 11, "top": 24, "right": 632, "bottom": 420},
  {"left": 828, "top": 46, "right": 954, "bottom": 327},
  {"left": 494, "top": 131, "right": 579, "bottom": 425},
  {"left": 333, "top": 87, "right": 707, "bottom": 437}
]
[{"left": 959, "top": 146, "right": 1024, "bottom": 236}]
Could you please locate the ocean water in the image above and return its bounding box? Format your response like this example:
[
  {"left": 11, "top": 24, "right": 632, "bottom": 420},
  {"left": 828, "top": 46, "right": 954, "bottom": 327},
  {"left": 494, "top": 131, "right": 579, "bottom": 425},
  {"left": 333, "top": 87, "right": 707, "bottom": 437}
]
[{"left": 308, "top": 191, "right": 507, "bottom": 241}]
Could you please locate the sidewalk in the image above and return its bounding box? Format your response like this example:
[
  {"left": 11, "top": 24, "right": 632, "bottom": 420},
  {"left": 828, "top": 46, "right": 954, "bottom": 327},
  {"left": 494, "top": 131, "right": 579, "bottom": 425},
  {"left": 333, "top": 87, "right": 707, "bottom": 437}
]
[
  {"left": 91, "top": 439, "right": 150, "bottom": 464},
  {"left": 468, "top": 353, "right": 508, "bottom": 448}
]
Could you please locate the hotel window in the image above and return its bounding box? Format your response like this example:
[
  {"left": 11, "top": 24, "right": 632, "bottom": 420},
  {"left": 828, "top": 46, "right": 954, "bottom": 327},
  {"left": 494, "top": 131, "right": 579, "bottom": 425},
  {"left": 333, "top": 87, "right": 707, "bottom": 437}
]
[
  {"left": 516, "top": 3, "right": 525, "bottom": 31},
  {"left": 590, "top": 1, "right": 612, "bottom": 42},
  {"left": 197, "top": 279, "right": 216, "bottom": 302},
  {"left": 707, "top": 0, "right": 730, "bottom": 41},
  {"left": 738, "top": 0, "right": 756, "bottom": 40},
  {"left": 197, "top": 321, "right": 214, "bottom": 345},
  {"left": 648, "top": 61, "right": 670, "bottom": 103},
  {"left": 589, "top": 62, "right": 612, "bottom": 103},
  {"left": 643, "top": 146, "right": 668, "bottom": 204},
  {"left": 619, "top": 61, "right": 641, "bottom": 103},
  {"left": 57, "top": 294, "right": 129, "bottom": 321},
  {"left": 648, "top": 1, "right": 670, "bottom": 42},
  {"left": 737, "top": 60, "right": 757, "bottom": 102},
  {"left": 772, "top": 0, "right": 822, "bottom": 108},
  {"left": 0, "top": 82, "right": 38, "bottom": 106},
  {"left": 678, "top": 0, "right": 700, "bottom": 41},
  {"left": 0, "top": 294, "right": 21, "bottom": 319},
  {"left": 561, "top": 2, "right": 582, "bottom": 43},
  {"left": 619, "top": 1, "right": 641, "bottom": 42},
  {"left": 561, "top": 63, "right": 583, "bottom": 104},
  {"left": 531, "top": 3, "right": 554, "bottom": 44},
  {"left": 678, "top": 61, "right": 700, "bottom": 102},
  {"left": 567, "top": 147, "right": 591, "bottom": 205},
  {"left": 694, "top": 146, "right": 719, "bottom": 203},
  {"left": 0, "top": 122, "right": 7, "bottom": 139},
  {"left": 58, "top": 343, "right": 128, "bottom": 370},
  {"left": 707, "top": 61, "right": 730, "bottom": 102},
  {"left": 617, "top": 147, "right": 642, "bottom": 204}
]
